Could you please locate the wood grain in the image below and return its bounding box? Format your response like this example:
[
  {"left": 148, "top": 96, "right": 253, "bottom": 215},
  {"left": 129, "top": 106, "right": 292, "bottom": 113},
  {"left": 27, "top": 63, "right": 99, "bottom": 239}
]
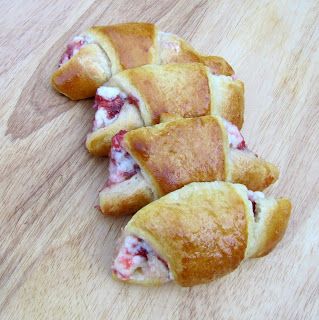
[{"left": 0, "top": 0, "right": 318, "bottom": 319}]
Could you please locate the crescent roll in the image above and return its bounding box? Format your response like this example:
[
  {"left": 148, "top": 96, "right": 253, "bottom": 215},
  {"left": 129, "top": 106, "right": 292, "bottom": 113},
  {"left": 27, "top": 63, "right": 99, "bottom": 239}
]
[
  {"left": 86, "top": 62, "right": 244, "bottom": 156},
  {"left": 112, "top": 181, "right": 292, "bottom": 287},
  {"left": 51, "top": 22, "right": 234, "bottom": 100},
  {"left": 99, "top": 116, "right": 279, "bottom": 216}
]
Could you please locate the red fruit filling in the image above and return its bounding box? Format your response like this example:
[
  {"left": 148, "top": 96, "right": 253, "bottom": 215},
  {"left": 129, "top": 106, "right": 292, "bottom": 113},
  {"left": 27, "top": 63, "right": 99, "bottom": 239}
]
[
  {"left": 93, "top": 95, "right": 125, "bottom": 119},
  {"left": 223, "top": 119, "right": 246, "bottom": 150},
  {"left": 127, "top": 95, "right": 140, "bottom": 108},
  {"left": 112, "top": 235, "right": 171, "bottom": 282},
  {"left": 237, "top": 139, "right": 246, "bottom": 150},
  {"left": 59, "top": 35, "right": 90, "bottom": 67},
  {"left": 92, "top": 88, "right": 140, "bottom": 131},
  {"left": 248, "top": 190, "right": 265, "bottom": 217},
  {"left": 105, "top": 130, "right": 140, "bottom": 187},
  {"left": 251, "top": 201, "right": 257, "bottom": 216}
]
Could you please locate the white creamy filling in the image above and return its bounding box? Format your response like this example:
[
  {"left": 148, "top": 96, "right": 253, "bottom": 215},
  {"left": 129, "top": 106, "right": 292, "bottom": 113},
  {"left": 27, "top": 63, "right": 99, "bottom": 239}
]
[
  {"left": 247, "top": 190, "right": 265, "bottom": 221},
  {"left": 59, "top": 34, "right": 92, "bottom": 66},
  {"left": 160, "top": 32, "right": 181, "bottom": 54},
  {"left": 222, "top": 119, "right": 245, "bottom": 149},
  {"left": 160, "top": 32, "right": 180, "bottom": 52},
  {"left": 108, "top": 147, "right": 137, "bottom": 185},
  {"left": 93, "top": 101, "right": 134, "bottom": 131},
  {"left": 248, "top": 190, "right": 265, "bottom": 203},
  {"left": 92, "top": 86, "right": 132, "bottom": 131},
  {"left": 113, "top": 235, "right": 172, "bottom": 282},
  {"left": 97, "top": 86, "right": 124, "bottom": 100},
  {"left": 93, "top": 108, "right": 114, "bottom": 130},
  {"left": 158, "top": 31, "right": 182, "bottom": 64},
  {"left": 72, "top": 35, "right": 84, "bottom": 42},
  {"left": 113, "top": 149, "right": 136, "bottom": 173}
]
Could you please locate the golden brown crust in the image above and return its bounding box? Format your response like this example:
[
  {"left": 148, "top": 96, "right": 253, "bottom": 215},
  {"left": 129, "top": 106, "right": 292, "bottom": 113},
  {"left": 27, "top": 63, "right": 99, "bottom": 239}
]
[
  {"left": 110, "top": 63, "right": 244, "bottom": 127},
  {"left": 251, "top": 198, "right": 292, "bottom": 258},
  {"left": 51, "top": 44, "right": 110, "bottom": 100},
  {"left": 230, "top": 149, "right": 279, "bottom": 191},
  {"left": 100, "top": 173, "right": 154, "bottom": 216},
  {"left": 126, "top": 182, "right": 248, "bottom": 287},
  {"left": 159, "top": 33, "right": 202, "bottom": 64},
  {"left": 52, "top": 24, "right": 235, "bottom": 100},
  {"left": 85, "top": 63, "right": 244, "bottom": 158},
  {"left": 200, "top": 56, "right": 234, "bottom": 76},
  {"left": 173, "top": 40, "right": 235, "bottom": 76},
  {"left": 86, "top": 104, "right": 143, "bottom": 157},
  {"left": 117, "top": 63, "right": 211, "bottom": 125},
  {"left": 208, "top": 75, "right": 245, "bottom": 129},
  {"left": 86, "top": 128, "right": 113, "bottom": 157},
  {"left": 159, "top": 113, "right": 183, "bottom": 123},
  {"left": 88, "top": 23, "right": 157, "bottom": 73},
  {"left": 119, "top": 182, "right": 292, "bottom": 286},
  {"left": 124, "top": 116, "right": 229, "bottom": 196},
  {"left": 158, "top": 32, "right": 234, "bottom": 76}
]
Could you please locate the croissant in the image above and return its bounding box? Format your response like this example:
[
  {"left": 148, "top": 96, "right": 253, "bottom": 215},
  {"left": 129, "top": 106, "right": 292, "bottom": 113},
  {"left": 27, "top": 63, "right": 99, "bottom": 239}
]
[
  {"left": 51, "top": 22, "right": 234, "bottom": 100},
  {"left": 99, "top": 116, "right": 279, "bottom": 216},
  {"left": 86, "top": 62, "right": 244, "bottom": 156},
  {"left": 112, "top": 181, "right": 291, "bottom": 287}
]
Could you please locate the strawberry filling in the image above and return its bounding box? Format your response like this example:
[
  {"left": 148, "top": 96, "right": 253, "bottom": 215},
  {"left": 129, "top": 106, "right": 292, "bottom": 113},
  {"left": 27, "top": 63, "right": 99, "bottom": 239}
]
[
  {"left": 248, "top": 190, "right": 265, "bottom": 217},
  {"left": 126, "top": 95, "right": 139, "bottom": 108},
  {"left": 112, "top": 235, "right": 172, "bottom": 282},
  {"left": 59, "top": 35, "right": 91, "bottom": 67},
  {"left": 223, "top": 119, "right": 246, "bottom": 150},
  {"left": 94, "top": 95, "right": 125, "bottom": 119},
  {"left": 106, "top": 130, "right": 140, "bottom": 186},
  {"left": 92, "top": 86, "right": 139, "bottom": 131}
]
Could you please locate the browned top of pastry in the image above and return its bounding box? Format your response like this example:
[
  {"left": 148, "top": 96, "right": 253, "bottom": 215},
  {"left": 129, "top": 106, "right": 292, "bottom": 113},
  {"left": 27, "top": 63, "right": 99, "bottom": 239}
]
[
  {"left": 51, "top": 44, "right": 109, "bottom": 100},
  {"left": 120, "top": 63, "right": 211, "bottom": 124},
  {"left": 230, "top": 149, "right": 279, "bottom": 191},
  {"left": 209, "top": 75, "right": 245, "bottom": 129},
  {"left": 200, "top": 55, "right": 234, "bottom": 76},
  {"left": 159, "top": 32, "right": 234, "bottom": 76},
  {"left": 124, "top": 116, "right": 229, "bottom": 196},
  {"left": 89, "top": 23, "right": 157, "bottom": 70},
  {"left": 126, "top": 182, "right": 248, "bottom": 286},
  {"left": 162, "top": 36, "right": 202, "bottom": 64}
]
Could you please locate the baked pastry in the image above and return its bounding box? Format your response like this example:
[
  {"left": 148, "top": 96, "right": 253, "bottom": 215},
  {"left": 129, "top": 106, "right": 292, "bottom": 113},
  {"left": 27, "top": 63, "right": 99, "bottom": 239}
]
[
  {"left": 86, "top": 62, "right": 244, "bottom": 156},
  {"left": 112, "top": 181, "right": 291, "bottom": 286},
  {"left": 51, "top": 22, "right": 234, "bottom": 100},
  {"left": 99, "top": 116, "right": 279, "bottom": 216}
]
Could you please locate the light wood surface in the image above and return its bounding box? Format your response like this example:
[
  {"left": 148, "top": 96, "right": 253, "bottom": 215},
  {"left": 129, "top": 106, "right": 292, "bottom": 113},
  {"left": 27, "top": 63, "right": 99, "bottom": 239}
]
[{"left": 1, "top": 1, "right": 318, "bottom": 319}]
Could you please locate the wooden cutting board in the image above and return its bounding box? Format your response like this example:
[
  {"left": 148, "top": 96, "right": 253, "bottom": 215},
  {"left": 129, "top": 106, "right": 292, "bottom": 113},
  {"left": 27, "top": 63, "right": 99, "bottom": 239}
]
[{"left": 1, "top": 1, "right": 318, "bottom": 319}]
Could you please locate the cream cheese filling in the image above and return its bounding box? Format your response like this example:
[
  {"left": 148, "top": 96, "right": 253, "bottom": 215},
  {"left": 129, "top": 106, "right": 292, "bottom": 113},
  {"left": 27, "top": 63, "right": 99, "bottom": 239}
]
[{"left": 112, "top": 235, "right": 172, "bottom": 282}]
